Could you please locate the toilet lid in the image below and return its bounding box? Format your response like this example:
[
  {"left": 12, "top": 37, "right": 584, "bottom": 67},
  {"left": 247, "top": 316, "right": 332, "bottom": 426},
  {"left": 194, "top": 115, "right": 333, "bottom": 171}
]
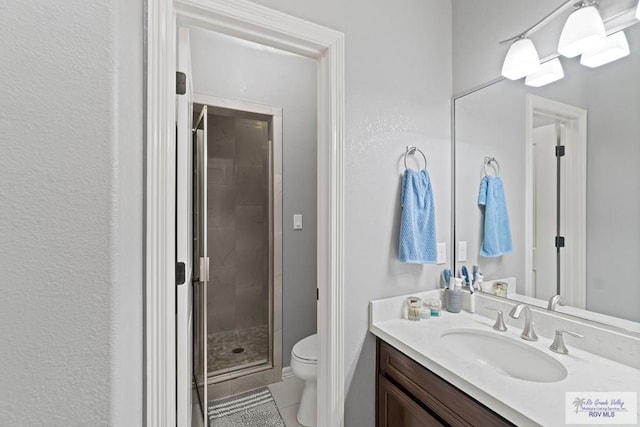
[{"left": 292, "top": 334, "right": 317, "bottom": 362}]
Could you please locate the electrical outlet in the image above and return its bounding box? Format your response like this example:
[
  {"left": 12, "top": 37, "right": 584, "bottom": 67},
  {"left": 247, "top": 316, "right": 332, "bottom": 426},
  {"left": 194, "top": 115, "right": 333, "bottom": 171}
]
[
  {"left": 457, "top": 241, "right": 467, "bottom": 262},
  {"left": 436, "top": 242, "right": 446, "bottom": 265}
]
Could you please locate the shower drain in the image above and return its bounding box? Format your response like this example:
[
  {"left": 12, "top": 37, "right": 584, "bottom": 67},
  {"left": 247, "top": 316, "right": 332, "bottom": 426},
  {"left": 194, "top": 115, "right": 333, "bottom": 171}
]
[{"left": 232, "top": 347, "right": 245, "bottom": 354}]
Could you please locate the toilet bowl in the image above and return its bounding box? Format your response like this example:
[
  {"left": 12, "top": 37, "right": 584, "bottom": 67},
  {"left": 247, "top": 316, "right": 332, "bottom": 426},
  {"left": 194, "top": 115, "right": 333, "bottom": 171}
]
[{"left": 290, "top": 333, "right": 318, "bottom": 426}]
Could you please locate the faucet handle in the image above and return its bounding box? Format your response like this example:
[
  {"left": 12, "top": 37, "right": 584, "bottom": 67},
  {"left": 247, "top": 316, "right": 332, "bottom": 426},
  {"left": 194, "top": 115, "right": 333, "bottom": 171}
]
[
  {"left": 547, "top": 294, "right": 566, "bottom": 310},
  {"left": 550, "top": 329, "right": 584, "bottom": 354},
  {"left": 486, "top": 307, "right": 508, "bottom": 332}
]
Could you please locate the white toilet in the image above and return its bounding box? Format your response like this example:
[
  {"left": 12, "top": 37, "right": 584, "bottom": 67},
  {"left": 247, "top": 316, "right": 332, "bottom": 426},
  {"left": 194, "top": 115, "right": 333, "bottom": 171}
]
[{"left": 290, "top": 333, "right": 318, "bottom": 426}]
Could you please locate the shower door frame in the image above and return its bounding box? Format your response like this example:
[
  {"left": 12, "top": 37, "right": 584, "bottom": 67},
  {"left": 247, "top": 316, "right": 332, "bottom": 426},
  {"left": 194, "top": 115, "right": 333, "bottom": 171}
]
[
  {"left": 146, "top": 1, "right": 345, "bottom": 426},
  {"left": 193, "top": 92, "right": 284, "bottom": 386}
]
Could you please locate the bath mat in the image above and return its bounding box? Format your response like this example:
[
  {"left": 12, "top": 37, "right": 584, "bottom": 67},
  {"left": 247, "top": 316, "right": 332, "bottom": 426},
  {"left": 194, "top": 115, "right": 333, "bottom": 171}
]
[{"left": 208, "top": 387, "right": 285, "bottom": 427}]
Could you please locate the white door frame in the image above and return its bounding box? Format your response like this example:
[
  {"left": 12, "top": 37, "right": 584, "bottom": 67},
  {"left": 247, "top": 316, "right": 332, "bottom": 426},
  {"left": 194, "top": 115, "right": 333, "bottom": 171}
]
[
  {"left": 146, "top": 0, "right": 345, "bottom": 426},
  {"left": 525, "top": 94, "right": 586, "bottom": 308}
]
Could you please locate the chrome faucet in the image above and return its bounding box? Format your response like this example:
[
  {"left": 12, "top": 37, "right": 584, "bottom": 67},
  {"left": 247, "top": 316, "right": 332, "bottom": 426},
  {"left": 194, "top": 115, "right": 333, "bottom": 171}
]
[
  {"left": 547, "top": 294, "right": 566, "bottom": 311},
  {"left": 508, "top": 303, "right": 538, "bottom": 341},
  {"left": 550, "top": 329, "right": 584, "bottom": 354}
]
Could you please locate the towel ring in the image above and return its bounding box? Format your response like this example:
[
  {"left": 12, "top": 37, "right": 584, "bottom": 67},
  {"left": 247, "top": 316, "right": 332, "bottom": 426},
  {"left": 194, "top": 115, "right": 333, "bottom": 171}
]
[
  {"left": 483, "top": 156, "right": 501, "bottom": 177},
  {"left": 404, "top": 146, "right": 427, "bottom": 170}
]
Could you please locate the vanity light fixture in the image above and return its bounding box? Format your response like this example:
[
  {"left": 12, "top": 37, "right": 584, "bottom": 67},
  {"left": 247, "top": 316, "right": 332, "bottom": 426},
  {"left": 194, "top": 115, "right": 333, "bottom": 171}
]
[
  {"left": 499, "top": 1, "right": 637, "bottom": 84},
  {"left": 580, "top": 31, "right": 630, "bottom": 68},
  {"left": 558, "top": 1, "right": 607, "bottom": 58},
  {"left": 525, "top": 58, "right": 565, "bottom": 87},
  {"left": 501, "top": 37, "right": 541, "bottom": 80}
]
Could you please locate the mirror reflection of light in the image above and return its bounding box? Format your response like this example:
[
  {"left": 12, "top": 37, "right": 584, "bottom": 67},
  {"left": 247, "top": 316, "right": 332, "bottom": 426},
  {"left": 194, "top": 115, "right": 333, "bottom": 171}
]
[
  {"left": 525, "top": 58, "right": 565, "bottom": 87},
  {"left": 558, "top": 4, "right": 607, "bottom": 58},
  {"left": 580, "top": 31, "right": 630, "bottom": 68}
]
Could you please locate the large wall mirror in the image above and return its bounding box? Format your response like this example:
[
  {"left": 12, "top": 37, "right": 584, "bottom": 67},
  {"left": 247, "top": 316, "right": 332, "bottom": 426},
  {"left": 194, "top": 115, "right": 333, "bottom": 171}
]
[{"left": 454, "top": 19, "right": 640, "bottom": 332}]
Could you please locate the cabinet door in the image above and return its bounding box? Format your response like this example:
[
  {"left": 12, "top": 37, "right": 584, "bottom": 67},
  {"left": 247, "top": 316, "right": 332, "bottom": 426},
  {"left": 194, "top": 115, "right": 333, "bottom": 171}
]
[{"left": 378, "top": 375, "right": 444, "bottom": 427}]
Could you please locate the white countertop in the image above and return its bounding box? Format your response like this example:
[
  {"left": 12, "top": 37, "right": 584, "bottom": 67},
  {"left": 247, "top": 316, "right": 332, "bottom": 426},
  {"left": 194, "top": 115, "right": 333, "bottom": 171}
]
[{"left": 369, "top": 291, "right": 640, "bottom": 427}]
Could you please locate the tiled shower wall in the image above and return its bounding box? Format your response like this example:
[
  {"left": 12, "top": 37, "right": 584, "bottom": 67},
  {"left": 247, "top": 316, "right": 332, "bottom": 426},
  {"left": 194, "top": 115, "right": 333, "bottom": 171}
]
[{"left": 207, "top": 113, "right": 269, "bottom": 334}]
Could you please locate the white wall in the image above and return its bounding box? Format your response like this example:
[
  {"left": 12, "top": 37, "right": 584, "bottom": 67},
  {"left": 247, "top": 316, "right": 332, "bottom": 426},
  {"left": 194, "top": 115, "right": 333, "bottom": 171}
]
[
  {"left": 238, "top": 0, "right": 453, "bottom": 425},
  {"left": 0, "top": 0, "right": 143, "bottom": 424},
  {"left": 189, "top": 28, "right": 318, "bottom": 367}
]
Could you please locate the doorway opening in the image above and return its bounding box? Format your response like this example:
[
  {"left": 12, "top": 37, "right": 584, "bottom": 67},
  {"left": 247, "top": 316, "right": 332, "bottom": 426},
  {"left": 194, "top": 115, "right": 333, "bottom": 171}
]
[{"left": 146, "top": 2, "right": 345, "bottom": 425}]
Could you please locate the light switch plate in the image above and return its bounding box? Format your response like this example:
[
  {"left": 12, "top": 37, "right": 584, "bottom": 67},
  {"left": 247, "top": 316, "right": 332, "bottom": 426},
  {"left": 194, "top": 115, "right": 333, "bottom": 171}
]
[
  {"left": 293, "top": 214, "right": 303, "bottom": 230},
  {"left": 436, "top": 242, "right": 446, "bottom": 265},
  {"left": 457, "top": 241, "right": 467, "bottom": 262}
]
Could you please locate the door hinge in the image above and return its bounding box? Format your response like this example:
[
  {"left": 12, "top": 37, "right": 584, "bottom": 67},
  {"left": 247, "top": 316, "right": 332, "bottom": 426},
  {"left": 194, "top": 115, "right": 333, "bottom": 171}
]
[
  {"left": 176, "top": 262, "right": 186, "bottom": 285},
  {"left": 555, "top": 236, "right": 565, "bottom": 248},
  {"left": 555, "top": 145, "right": 566, "bottom": 157},
  {"left": 176, "top": 71, "right": 186, "bottom": 95},
  {"left": 316, "top": 288, "right": 319, "bottom": 301}
]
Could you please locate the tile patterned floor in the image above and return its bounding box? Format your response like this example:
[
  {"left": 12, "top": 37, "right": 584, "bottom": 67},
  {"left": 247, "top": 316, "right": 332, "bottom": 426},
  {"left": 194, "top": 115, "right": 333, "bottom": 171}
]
[
  {"left": 268, "top": 377, "right": 305, "bottom": 427},
  {"left": 207, "top": 324, "right": 269, "bottom": 373}
]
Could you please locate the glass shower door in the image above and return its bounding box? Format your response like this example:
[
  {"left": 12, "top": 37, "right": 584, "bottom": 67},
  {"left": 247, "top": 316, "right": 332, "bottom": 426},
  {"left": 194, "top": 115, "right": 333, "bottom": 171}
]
[{"left": 193, "top": 106, "right": 208, "bottom": 425}]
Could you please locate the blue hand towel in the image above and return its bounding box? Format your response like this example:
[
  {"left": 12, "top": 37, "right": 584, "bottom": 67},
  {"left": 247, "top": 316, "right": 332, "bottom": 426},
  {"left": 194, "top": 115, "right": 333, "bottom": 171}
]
[
  {"left": 399, "top": 169, "right": 437, "bottom": 263},
  {"left": 478, "top": 176, "right": 512, "bottom": 257}
]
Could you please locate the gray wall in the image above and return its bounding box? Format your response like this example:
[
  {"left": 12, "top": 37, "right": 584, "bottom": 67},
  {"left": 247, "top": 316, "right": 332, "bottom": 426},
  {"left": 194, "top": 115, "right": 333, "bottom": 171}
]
[
  {"left": 242, "top": 1, "right": 453, "bottom": 426},
  {"left": 0, "top": 0, "right": 143, "bottom": 425},
  {"left": 583, "top": 28, "right": 640, "bottom": 322},
  {"left": 453, "top": 3, "right": 640, "bottom": 322},
  {"left": 190, "top": 28, "right": 318, "bottom": 367}
]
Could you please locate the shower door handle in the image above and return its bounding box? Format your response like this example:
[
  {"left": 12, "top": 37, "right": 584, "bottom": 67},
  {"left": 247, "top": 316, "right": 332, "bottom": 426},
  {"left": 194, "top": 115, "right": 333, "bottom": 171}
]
[{"left": 199, "top": 256, "right": 210, "bottom": 282}]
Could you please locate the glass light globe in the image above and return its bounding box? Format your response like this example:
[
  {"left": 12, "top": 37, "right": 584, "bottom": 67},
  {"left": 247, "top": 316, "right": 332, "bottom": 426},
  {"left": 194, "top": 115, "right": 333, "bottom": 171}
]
[
  {"left": 525, "top": 58, "right": 565, "bottom": 87},
  {"left": 558, "top": 5, "right": 607, "bottom": 58},
  {"left": 580, "top": 31, "right": 630, "bottom": 68},
  {"left": 501, "top": 38, "right": 541, "bottom": 80}
]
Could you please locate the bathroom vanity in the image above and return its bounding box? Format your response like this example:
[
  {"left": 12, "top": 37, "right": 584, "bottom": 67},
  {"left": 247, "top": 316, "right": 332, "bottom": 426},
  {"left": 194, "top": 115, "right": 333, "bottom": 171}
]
[
  {"left": 377, "top": 338, "right": 513, "bottom": 426},
  {"left": 370, "top": 290, "right": 640, "bottom": 427}
]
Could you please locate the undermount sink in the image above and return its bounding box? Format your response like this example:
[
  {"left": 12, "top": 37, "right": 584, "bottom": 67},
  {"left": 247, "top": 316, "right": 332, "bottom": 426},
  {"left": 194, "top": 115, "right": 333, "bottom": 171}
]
[{"left": 440, "top": 328, "right": 568, "bottom": 383}]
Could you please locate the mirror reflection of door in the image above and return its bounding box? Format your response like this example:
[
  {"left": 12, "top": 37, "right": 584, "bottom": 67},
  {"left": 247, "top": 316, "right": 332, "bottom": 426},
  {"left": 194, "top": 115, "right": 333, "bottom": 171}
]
[
  {"left": 529, "top": 96, "right": 587, "bottom": 309},
  {"left": 532, "top": 123, "right": 559, "bottom": 301}
]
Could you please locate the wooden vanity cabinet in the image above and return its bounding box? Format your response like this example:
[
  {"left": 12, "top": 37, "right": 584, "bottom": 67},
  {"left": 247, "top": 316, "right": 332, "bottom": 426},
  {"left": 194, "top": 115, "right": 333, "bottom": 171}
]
[{"left": 376, "top": 339, "right": 516, "bottom": 427}]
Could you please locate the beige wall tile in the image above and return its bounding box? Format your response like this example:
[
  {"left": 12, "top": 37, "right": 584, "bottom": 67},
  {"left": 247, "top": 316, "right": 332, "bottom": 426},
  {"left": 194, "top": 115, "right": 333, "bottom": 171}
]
[
  {"left": 208, "top": 226, "right": 235, "bottom": 267},
  {"left": 235, "top": 286, "right": 268, "bottom": 329},
  {"left": 235, "top": 247, "right": 265, "bottom": 289},
  {"left": 208, "top": 114, "right": 235, "bottom": 159},
  {"left": 235, "top": 206, "right": 265, "bottom": 251},
  {"left": 235, "top": 165, "right": 266, "bottom": 206},
  {"left": 208, "top": 158, "right": 235, "bottom": 186},
  {"left": 208, "top": 281, "right": 235, "bottom": 333},
  {"left": 235, "top": 119, "right": 268, "bottom": 166},
  {"left": 207, "top": 185, "right": 236, "bottom": 227}
]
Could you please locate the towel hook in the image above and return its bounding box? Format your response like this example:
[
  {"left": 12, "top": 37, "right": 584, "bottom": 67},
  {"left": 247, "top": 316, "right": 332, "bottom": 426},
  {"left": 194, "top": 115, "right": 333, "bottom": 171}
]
[
  {"left": 404, "top": 146, "right": 427, "bottom": 170},
  {"left": 483, "top": 156, "right": 501, "bottom": 177}
]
